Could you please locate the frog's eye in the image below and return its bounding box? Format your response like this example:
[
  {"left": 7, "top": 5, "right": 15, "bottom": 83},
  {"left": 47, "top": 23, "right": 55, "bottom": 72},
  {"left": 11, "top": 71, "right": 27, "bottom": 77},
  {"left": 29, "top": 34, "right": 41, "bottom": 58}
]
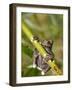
[
  {"left": 33, "top": 36, "right": 39, "bottom": 40},
  {"left": 48, "top": 40, "right": 53, "bottom": 45}
]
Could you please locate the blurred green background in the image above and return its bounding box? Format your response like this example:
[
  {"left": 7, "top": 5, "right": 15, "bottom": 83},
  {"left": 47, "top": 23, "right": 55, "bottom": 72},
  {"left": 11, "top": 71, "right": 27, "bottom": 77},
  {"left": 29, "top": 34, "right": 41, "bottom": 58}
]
[{"left": 21, "top": 13, "right": 63, "bottom": 77}]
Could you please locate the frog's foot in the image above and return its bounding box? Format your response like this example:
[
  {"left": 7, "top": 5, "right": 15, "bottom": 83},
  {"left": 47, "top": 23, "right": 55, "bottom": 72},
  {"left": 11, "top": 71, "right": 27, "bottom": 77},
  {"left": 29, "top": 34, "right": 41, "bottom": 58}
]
[
  {"left": 37, "top": 67, "right": 42, "bottom": 71},
  {"left": 41, "top": 71, "right": 45, "bottom": 75},
  {"left": 27, "top": 64, "right": 36, "bottom": 68},
  {"left": 32, "top": 64, "right": 36, "bottom": 68}
]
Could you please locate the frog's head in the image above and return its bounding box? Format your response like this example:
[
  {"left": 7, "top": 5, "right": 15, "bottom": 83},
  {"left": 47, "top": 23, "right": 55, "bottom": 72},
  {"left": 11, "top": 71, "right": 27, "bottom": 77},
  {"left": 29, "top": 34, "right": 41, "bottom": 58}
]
[{"left": 42, "top": 40, "right": 53, "bottom": 49}]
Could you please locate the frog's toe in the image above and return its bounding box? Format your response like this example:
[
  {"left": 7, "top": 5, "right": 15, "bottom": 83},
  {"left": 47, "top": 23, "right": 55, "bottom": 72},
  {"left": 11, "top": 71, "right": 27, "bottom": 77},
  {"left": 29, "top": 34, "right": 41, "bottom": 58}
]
[{"left": 41, "top": 71, "right": 45, "bottom": 75}]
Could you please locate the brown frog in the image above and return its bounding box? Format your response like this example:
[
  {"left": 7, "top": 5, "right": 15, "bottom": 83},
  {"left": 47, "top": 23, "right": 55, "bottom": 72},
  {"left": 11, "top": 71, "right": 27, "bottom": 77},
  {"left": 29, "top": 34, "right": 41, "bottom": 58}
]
[{"left": 33, "top": 36, "right": 54, "bottom": 75}]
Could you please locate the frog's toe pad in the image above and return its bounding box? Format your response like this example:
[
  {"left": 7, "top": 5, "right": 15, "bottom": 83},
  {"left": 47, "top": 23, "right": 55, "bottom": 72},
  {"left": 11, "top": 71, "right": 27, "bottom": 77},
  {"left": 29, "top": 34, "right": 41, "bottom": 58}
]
[{"left": 41, "top": 71, "right": 45, "bottom": 75}]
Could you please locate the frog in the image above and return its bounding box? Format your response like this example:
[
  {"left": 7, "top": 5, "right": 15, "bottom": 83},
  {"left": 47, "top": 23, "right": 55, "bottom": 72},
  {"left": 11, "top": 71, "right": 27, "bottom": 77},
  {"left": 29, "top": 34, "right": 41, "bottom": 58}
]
[{"left": 33, "top": 36, "right": 54, "bottom": 75}]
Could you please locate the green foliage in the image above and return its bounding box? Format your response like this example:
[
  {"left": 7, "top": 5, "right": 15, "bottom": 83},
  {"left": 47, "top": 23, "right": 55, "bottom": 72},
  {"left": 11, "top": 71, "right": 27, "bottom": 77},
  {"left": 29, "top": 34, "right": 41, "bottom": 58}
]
[
  {"left": 22, "top": 68, "right": 41, "bottom": 77},
  {"left": 22, "top": 44, "right": 33, "bottom": 58}
]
